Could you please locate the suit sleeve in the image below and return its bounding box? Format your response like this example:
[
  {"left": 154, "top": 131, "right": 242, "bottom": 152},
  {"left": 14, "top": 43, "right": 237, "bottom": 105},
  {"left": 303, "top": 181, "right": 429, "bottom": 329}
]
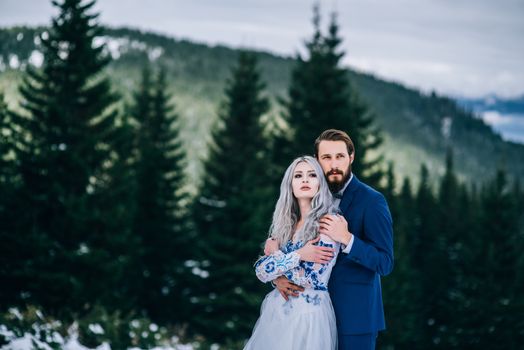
[{"left": 342, "top": 193, "right": 394, "bottom": 276}]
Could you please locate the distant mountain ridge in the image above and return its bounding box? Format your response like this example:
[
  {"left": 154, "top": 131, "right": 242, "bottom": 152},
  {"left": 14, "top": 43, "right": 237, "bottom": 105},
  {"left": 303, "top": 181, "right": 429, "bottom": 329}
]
[
  {"left": 456, "top": 95, "right": 524, "bottom": 144},
  {"left": 1, "top": 25, "right": 523, "bottom": 187},
  {"left": 457, "top": 95, "right": 524, "bottom": 115}
]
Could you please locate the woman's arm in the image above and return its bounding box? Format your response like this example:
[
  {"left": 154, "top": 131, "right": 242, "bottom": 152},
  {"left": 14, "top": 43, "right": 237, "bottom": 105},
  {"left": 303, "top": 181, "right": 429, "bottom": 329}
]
[
  {"left": 284, "top": 235, "right": 339, "bottom": 289},
  {"left": 254, "top": 250, "right": 301, "bottom": 283}
]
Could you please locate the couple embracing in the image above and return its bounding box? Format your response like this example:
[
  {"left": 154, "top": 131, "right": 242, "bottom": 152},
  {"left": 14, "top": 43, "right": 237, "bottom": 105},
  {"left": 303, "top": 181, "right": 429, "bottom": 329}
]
[{"left": 244, "top": 129, "right": 394, "bottom": 350}]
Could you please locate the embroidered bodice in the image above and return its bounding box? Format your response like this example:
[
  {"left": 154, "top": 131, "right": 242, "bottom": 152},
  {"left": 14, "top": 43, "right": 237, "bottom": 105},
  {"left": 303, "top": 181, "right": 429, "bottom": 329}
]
[{"left": 254, "top": 234, "right": 340, "bottom": 291}]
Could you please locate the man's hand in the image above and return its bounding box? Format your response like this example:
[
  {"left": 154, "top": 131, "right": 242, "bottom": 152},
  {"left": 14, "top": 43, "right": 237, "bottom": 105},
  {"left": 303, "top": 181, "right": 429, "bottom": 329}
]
[
  {"left": 273, "top": 276, "right": 304, "bottom": 301},
  {"left": 319, "top": 214, "right": 352, "bottom": 245},
  {"left": 264, "top": 238, "right": 279, "bottom": 256},
  {"left": 296, "top": 236, "right": 335, "bottom": 264}
]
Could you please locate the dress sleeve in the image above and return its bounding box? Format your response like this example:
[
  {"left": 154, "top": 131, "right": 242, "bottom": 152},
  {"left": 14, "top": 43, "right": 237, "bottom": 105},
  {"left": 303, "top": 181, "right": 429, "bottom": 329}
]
[
  {"left": 284, "top": 234, "right": 340, "bottom": 289},
  {"left": 254, "top": 250, "right": 301, "bottom": 283}
]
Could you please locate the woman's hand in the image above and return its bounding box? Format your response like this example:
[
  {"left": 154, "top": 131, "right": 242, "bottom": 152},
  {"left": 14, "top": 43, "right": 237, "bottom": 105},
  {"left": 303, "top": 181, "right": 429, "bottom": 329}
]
[{"left": 264, "top": 238, "right": 279, "bottom": 256}]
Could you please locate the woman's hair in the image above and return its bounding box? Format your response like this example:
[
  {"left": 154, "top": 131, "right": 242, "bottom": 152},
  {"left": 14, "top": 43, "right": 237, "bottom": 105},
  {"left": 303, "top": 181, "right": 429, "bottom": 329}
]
[{"left": 268, "top": 156, "right": 336, "bottom": 247}]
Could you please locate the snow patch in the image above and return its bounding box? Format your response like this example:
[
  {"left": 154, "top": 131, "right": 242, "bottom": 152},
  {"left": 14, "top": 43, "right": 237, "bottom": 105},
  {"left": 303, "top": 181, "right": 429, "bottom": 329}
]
[
  {"left": 29, "top": 50, "right": 44, "bottom": 67},
  {"left": 88, "top": 323, "right": 105, "bottom": 335},
  {"left": 9, "top": 54, "right": 20, "bottom": 69},
  {"left": 93, "top": 36, "right": 162, "bottom": 61},
  {"left": 77, "top": 243, "right": 90, "bottom": 255},
  {"left": 1, "top": 333, "right": 54, "bottom": 350},
  {"left": 148, "top": 47, "right": 163, "bottom": 61},
  {"left": 199, "top": 196, "right": 226, "bottom": 208},
  {"left": 191, "top": 267, "right": 209, "bottom": 278},
  {"left": 441, "top": 116, "right": 452, "bottom": 139}
]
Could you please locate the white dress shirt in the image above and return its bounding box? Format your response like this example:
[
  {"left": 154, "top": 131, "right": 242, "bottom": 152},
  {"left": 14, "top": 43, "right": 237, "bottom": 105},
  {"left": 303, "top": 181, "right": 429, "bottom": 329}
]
[{"left": 332, "top": 174, "right": 354, "bottom": 254}]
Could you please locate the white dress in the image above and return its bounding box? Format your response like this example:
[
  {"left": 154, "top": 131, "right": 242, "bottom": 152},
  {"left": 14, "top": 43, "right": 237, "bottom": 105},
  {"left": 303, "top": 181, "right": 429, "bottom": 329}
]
[{"left": 244, "top": 234, "right": 340, "bottom": 350}]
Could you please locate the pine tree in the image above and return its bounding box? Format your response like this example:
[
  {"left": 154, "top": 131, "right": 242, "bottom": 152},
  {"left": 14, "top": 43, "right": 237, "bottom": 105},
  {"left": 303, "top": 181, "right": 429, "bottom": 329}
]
[
  {"left": 0, "top": 92, "right": 23, "bottom": 308},
  {"left": 461, "top": 170, "right": 524, "bottom": 348},
  {"left": 380, "top": 171, "right": 420, "bottom": 348},
  {"left": 279, "top": 5, "right": 383, "bottom": 186},
  {"left": 432, "top": 149, "right": 463, "bottom": 347},
  {"left": 411, "top": 164, "right": 440, "bottom": 347},
  {"left": 192, "top": 52, "right": 273, "bottom": 343},
  {"left": 9, "top": 0, "right": 135, "bottom": 318},
  {"left": 130, "top": 66, "right": 192, "bottom": 325}
]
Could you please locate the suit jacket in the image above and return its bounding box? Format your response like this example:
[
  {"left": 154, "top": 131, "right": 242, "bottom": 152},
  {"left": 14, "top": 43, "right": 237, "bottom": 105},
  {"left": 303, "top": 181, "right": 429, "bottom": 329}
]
[{"left": 328, "top": 175, "right": 394, "bottom": 335}]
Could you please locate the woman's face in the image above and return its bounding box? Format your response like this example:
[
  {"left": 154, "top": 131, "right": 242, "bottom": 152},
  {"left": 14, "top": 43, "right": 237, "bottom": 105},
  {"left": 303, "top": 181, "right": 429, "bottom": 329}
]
[{"left": 292, "top": 161, "right": 320, "bottom": 200}]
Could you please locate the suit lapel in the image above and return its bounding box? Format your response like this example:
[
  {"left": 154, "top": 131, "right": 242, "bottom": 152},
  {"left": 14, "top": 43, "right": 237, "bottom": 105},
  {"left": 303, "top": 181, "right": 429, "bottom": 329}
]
[{"left": 339, "top": 174, "right": 360, "bottom": 216}]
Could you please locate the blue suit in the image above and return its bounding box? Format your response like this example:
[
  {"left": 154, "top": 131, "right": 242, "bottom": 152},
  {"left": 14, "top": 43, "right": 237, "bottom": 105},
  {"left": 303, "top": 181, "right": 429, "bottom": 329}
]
[{"left": 328, "top": 175, "right": 394, "bottom": 349}]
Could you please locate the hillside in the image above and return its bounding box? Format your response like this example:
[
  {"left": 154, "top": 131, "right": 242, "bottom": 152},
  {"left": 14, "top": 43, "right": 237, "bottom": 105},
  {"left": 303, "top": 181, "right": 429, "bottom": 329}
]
[{"left": 1, "top": 25, "right": 523, "bottom": 189}]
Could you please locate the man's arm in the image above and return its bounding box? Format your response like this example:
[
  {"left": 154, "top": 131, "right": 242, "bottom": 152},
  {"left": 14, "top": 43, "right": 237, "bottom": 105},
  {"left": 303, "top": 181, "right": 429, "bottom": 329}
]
[
  {"left": 320, "top": 193, "right": 394, "bottom": 276},
  {"left": 273, "top": 276, "right": 304, "bottom": 301},
  {"left": 345, "top": 194, "right": 393, "bottom": 276},
  {"left": 267, "top": 237, "right": 336, "bottom": 299}
]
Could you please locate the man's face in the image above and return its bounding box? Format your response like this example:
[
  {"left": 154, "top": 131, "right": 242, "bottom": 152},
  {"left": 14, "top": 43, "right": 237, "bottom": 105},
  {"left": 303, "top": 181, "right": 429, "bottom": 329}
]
[{"left": 317, "top": 140, "right": 353, "bottom": 193}]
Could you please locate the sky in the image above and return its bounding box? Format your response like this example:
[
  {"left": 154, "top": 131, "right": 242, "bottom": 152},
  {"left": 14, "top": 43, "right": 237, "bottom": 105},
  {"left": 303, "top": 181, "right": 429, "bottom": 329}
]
[{"left": 1, "top": 0, "right": 523, "bottom": 99}]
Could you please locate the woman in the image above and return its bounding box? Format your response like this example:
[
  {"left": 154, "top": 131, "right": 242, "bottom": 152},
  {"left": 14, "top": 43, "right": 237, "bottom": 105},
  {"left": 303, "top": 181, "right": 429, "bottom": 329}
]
[{"left": 244, "top": 156, "right": 340, "bottom": 350}]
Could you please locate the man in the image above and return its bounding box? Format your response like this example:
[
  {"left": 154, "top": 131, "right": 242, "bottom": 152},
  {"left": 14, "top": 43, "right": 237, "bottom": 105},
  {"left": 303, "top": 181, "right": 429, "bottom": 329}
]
[{"left": 273, "top": 129, "right": 394, "bottom": 349}]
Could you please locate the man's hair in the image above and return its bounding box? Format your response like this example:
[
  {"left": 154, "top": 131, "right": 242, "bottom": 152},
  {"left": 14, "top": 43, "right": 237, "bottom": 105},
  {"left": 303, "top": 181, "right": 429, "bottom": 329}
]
[{"left": 314, "top": 129, "right": 355, "bottom": 158}]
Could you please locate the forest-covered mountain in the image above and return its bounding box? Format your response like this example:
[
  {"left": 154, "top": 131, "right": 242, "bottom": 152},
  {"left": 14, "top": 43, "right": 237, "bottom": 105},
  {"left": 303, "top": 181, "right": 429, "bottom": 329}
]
[
  {"left": 1, "top": 25, "right": 523, "bottom": 188},
  {"left": 458, "top": 95, "right": 524, "bottom": 115},
  {"left": 457, "top": 95, "right": 524, "bottom": 144}
]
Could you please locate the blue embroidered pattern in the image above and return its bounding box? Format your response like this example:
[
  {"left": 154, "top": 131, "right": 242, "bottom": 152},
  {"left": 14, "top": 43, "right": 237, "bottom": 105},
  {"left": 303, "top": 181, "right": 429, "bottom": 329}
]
[
  {"left": 255, "top": 249, "right": 300, "bottom": 283},
  {"left": 302, "top": 293, "right": 321, "bottom": 305},
  {"left": 254, "top": 235, "right": 339, "bottom": 293},
  {"left": 264, "top": 261, "right": 275, "bottom": 273}
]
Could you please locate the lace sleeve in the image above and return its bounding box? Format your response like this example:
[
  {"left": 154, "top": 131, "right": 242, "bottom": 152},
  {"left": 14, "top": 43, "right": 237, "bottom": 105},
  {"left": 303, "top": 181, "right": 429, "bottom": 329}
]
[
  {"left": 283, "top": 235, "right": 340, "bottom": 290},
  {"left": 254, "top": 250, "right": 301, "bottom": 283}
]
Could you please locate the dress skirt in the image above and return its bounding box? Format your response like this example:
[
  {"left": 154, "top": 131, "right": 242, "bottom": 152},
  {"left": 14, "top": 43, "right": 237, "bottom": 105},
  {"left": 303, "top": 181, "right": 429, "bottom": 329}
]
[{"left": 244, "top": 288, "right": 337, "bottom": 350}]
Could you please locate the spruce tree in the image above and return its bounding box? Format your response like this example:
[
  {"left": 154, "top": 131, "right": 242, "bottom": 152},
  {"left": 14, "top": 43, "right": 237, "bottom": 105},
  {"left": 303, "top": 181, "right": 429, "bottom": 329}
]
[
  {"left": 192, "top": 52, "right": 273, "bottom": 343},
  {"left": 130, "top": 66, "right": 192, "bottom": 325},
  {"left": 9, "top": 0, "right": 135, "bottom": 317},
  {"left": 280, "top": 6, "right": 383, "bottom": 186},
  {"left": 0, "top": 92, "right": 22, "bottom": 308},
  {"left": 411, "top": 164, "right": 440, "bottom": 346},
  {"left": 380, "top": 171, "right": 420, "bottom": 348},
  {"left": 464, "top": 170, "right": 524, "bottom": 348}
]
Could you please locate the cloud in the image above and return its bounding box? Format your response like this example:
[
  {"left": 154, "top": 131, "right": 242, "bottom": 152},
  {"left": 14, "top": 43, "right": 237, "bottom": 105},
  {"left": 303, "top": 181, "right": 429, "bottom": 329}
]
[{"left": 1, "top": 0, "right": 522, "bottom": 98}]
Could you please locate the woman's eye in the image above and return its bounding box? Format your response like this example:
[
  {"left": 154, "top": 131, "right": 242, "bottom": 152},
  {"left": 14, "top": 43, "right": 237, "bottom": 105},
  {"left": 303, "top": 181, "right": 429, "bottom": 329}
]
[
  {"left": 309, "top": 173, "right": 317, "bottom": 178},
  {"left": 294, "top": 174, "right": 302, "bottom": 178}
]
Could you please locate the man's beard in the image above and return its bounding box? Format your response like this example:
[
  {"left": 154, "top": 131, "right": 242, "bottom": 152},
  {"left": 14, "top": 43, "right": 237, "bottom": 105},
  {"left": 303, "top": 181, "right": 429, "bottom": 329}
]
[{"left": 326, "top": 165, "right": 352, "bottom": 193}]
